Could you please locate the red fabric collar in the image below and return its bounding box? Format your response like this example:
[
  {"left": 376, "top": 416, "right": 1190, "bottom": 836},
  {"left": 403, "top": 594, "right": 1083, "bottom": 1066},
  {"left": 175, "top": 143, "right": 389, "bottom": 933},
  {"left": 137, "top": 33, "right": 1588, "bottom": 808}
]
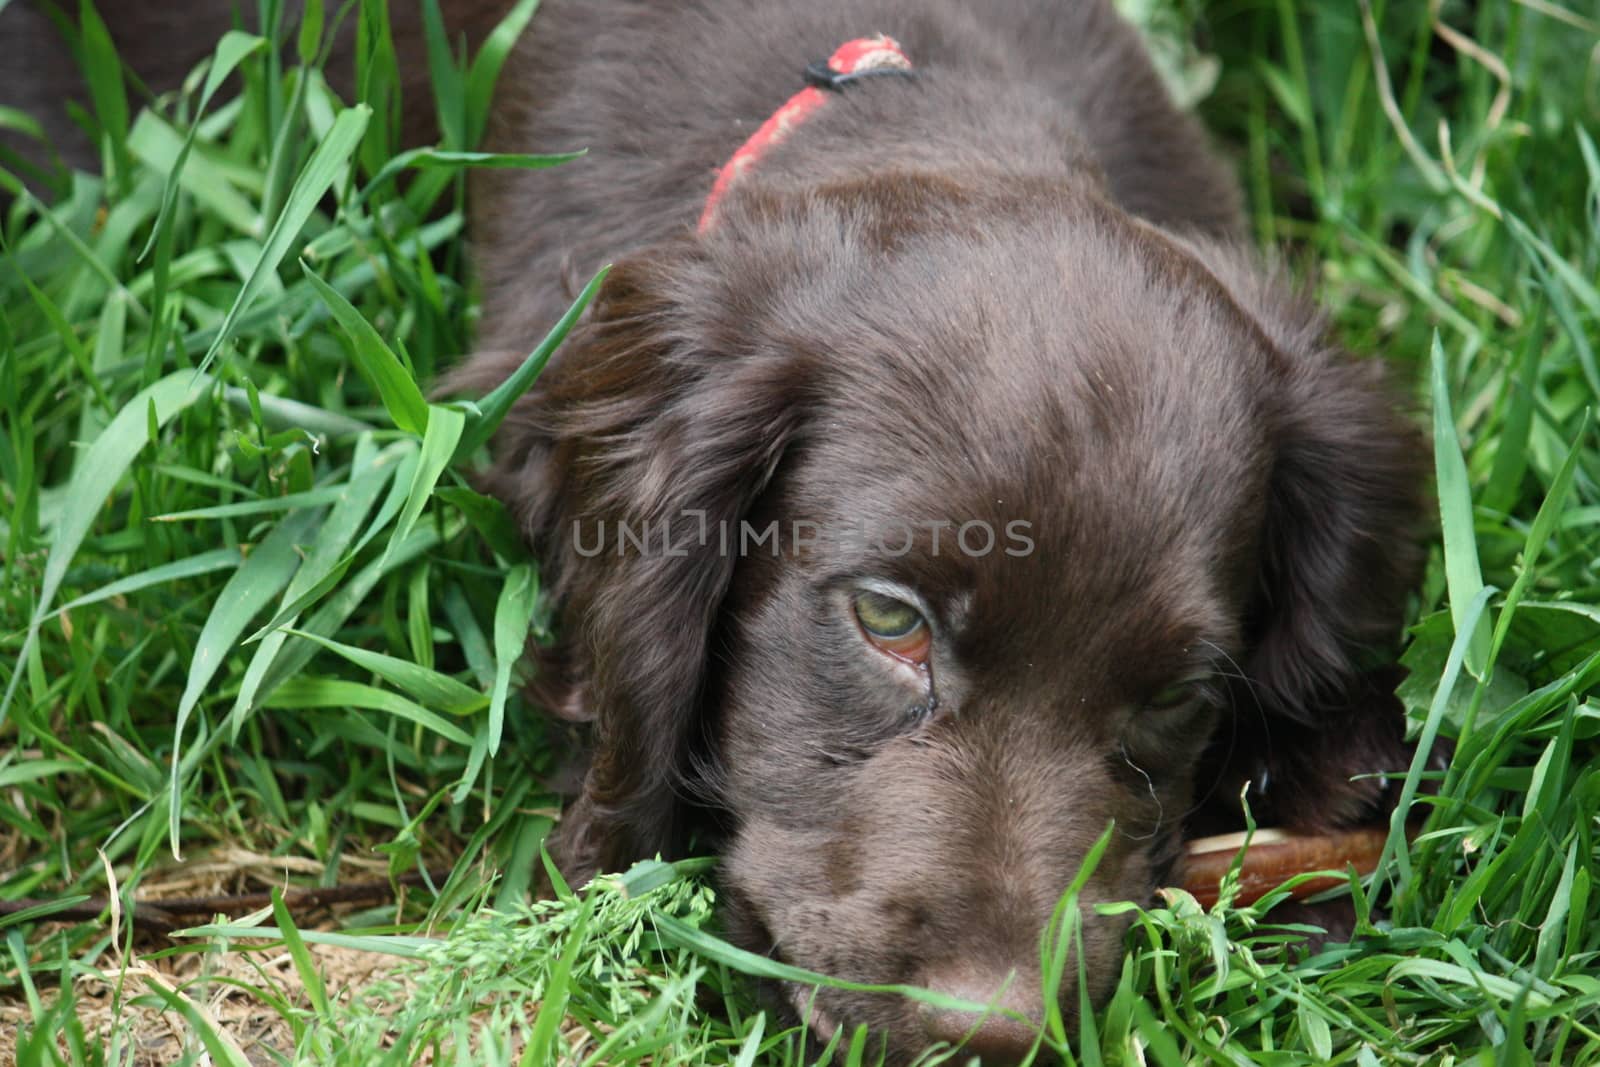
[{"left": 698, "top": 35, "right": 913, "bottom": 233}]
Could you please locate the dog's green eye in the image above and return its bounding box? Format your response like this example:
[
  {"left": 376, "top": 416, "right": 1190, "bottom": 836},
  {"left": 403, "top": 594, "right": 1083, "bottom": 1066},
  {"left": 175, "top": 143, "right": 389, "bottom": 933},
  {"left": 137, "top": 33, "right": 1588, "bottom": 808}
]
[
  {"left": 853, "top": 591, "right": 931, "bottom": 664},
  {"left": 1145, "top": 681, "right": 1198, "bottom": 710},
  {"left": 854, "top": 592, "right": 923, "bottom": 638}
]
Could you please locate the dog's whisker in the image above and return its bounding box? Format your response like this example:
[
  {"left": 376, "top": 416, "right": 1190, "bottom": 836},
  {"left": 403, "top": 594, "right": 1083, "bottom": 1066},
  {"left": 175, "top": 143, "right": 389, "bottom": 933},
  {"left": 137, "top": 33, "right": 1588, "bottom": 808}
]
[{"left": 1117, "top": 742, "right": 1164, "bottom": 842}]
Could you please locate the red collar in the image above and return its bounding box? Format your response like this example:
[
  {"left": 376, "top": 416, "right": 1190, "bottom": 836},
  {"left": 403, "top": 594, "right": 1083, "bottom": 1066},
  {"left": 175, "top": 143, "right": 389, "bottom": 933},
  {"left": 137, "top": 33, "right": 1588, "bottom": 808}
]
[{"left": 698, "top": 35, "right": 914, "bottom": 233}]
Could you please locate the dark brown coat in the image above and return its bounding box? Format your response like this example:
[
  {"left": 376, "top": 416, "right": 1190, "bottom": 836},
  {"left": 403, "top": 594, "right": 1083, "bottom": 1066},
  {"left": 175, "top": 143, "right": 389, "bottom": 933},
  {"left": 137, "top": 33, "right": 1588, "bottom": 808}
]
[{"left": 458, "top": 1, "right": 1426, "bottom": 1060}]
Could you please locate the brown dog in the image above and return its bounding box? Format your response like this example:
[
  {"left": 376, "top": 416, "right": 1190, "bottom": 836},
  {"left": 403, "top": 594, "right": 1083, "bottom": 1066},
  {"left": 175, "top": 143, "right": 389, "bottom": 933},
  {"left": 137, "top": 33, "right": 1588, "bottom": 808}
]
[
  {"left": 2, "top": 1, "right": 1426, "bottom": 1060},
  {"left": 456, "top": 0, "right": 1426, "bottom": 1059}
]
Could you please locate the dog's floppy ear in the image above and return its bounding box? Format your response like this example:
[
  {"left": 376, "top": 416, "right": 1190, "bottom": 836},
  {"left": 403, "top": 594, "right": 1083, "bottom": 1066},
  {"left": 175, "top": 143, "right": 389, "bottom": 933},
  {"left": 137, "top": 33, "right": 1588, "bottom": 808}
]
[
  {"left": 1252, "top": 347, "right": 1426, "bottom": 714},
  {"left": 1171, "top": 238, "right": 1426, "bottom": 714},
  {"left": 1194, "top": 242, "right": 1429, "bottom": 828},
  {"left": 485, "top": 243, "right": 807, "bottom": 881}
]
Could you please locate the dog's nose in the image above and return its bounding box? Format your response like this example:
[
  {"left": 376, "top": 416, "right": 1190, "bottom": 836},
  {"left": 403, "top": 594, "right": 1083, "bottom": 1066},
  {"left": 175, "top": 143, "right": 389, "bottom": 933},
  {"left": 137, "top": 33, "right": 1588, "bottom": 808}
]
[{"left": 919, "top": 962, "right": 1045, "bottom": 1064}]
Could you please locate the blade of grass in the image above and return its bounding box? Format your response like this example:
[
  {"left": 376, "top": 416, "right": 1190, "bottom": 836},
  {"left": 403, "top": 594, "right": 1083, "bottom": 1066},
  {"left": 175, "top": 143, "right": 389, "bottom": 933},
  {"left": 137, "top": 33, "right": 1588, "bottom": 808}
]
[
  {"left": 488, "top": 562, "right": 536, "bottom": 755},
  {"left": 153, "top": 484, "right": 354, "bottom": 522},
  {"left": 296, "top": 0, "right": 325, "bottom": 66},
  {"left": 46, "top": 547, "right": 241, "bottom": 621},
  {"left": 523, "top": 888, "right": 599, "bottom": 1065},
  {"left": 136, "top": 31, "right": 268, "bottom": 262},
  {"left": 220, "top": 386, "right": 377, "bottom": 437},
  {"left": 420, "top": 0, "right": 466, "bottom": 149},
  {"left": 76, "top": 0, "right": 131, "bottom": 192},
  {"left": 77, "top": 291, "right": 126, "bottom": 446},
  {"left": 169, "top": 506, "right": 323, "bottom": 855},
  {"left": 138, "top": 976, "right": 254, "bottom": 1067},
  {"left": 229, "top": 445, "right": 395, "bottom": 733},
  {"left": 464, "top": 0, "right": 542, "bottom": 147},
  {"left": 254, "top": 525, "right": 441, "bottom": 698},
  {"left": 354, "top": 0, "right": 399, "bottom": 174},
  {"left": 1431, "top": 333, "right": 1493, "bottom": 679},
  {"left": 384, "top": 402, "right": 463, "bottom": 564},
  {"left": 261, "top": 677, "right": 473, "bottom": 746},
  {"left": 357, "top": 146, "right": 582, "bottom": 203},
  {"left": 454, "top": 265, "right": 607, "bottom": 460},
  {"left": 196, "top": 104, "right": 371, "bottom": 377},
  {"left": 302, "top": 263, "right": 430, "bottom": 434},
  {"left": 433, "top": 486, "right": 527, "bottom": 563},
  {"left": 1383, "top": 584, "right": 1493, "bottom": 902},
  {"left": 270, "top": 888, "right": 331, "bottom": 1018},
  {"left": 173, "top": 924, "right": 433, "bottom": 957},
  {"left": 279, "top": 628, "right": 485, "bottom": 714},
  {"left": 259, "top": 37, "right": 318, "bottom": 228},
  {"left": 652, "top": 914, "right": 999, "bottom": 1017},
  {"left": 1481, "top": 300, "right": 1547, "bottom": 515},
  {"left": 244, "top": 443, "right": 420, "bottom": 643},
  {"left": 1485, "top": 411, "right": 1591, "bottom": 675}
]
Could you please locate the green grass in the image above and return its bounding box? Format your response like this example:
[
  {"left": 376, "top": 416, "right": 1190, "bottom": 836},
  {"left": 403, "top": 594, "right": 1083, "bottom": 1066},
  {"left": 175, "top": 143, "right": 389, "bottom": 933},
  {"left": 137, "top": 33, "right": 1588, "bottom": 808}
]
[{"left": 2, "top": 0, "right": 1598, "bottom": 1063}]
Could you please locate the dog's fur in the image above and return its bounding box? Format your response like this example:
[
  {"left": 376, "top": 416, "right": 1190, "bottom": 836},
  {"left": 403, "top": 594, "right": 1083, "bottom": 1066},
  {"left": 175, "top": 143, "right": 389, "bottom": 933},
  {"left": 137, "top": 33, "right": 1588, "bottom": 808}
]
[
  {"left": 2, "top": 1, "right": 1427, "bottom": 1059},
  {"left": 456, "top": 0, "right": 1426, "bottom": 1057}
]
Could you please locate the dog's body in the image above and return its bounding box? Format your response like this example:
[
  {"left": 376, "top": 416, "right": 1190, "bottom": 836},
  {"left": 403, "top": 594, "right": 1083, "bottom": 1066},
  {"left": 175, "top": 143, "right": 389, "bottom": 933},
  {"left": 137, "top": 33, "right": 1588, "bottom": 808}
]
[
  {"left": 461, "top": 1, "right": 1425, "bottom": 1058},
  {"left": 3, "top": 1, "right": 1427, "bottom": 1060},
  {"left": 466, "top": 0, "right": 1245, "bottom": 351}
]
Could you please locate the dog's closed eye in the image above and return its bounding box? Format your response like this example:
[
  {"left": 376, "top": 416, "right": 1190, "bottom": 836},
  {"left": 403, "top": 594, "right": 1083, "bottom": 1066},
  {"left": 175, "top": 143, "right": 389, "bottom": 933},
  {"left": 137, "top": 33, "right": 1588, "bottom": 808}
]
[{"left": 1142, "top": 678, "right": 1205, "bottom": 711}]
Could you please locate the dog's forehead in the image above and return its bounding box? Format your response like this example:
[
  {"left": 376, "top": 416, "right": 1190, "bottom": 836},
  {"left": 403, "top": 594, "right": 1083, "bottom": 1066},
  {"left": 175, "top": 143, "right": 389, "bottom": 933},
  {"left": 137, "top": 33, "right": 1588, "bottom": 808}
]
[
  {"left": 759, "top": 206, "right": 1280, "bottom": 461},
  {"left": 786, "top": 230, "right": 1276, "bottom": 526}
]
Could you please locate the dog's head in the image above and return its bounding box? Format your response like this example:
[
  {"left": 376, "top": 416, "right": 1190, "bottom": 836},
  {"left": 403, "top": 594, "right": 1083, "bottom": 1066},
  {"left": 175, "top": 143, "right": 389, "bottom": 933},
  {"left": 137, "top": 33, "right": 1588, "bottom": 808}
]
[{"left": 483, "top": 178, "right": 1423, "bottom": 1060}]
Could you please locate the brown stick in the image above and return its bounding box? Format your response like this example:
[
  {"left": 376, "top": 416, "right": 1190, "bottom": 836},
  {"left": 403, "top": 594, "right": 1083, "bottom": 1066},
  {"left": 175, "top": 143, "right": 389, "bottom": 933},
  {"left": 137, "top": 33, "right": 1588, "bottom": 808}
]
[
  {"left": 0, "top": 868, "right": 453, "bottom": 941},
  {"left": 1180, "top": 827, "right": 1392, "bottom": 908}
]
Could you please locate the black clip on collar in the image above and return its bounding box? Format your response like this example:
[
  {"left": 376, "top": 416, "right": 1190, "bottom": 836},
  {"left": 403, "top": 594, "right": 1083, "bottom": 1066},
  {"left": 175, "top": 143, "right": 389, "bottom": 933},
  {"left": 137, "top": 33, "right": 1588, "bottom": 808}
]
[{"left": 802, "top": 60, "right": 920, "bottom": 92}]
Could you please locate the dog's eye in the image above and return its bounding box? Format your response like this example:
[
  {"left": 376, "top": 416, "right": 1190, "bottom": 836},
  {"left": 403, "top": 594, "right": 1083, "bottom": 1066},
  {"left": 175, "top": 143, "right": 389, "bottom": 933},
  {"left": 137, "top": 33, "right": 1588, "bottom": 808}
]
[
  {"left": 853, "top": 591, "right": 931, "bottom": 664},
  {"left": 1144, "top": 680, "right": 1199, "bottom": 710}
]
